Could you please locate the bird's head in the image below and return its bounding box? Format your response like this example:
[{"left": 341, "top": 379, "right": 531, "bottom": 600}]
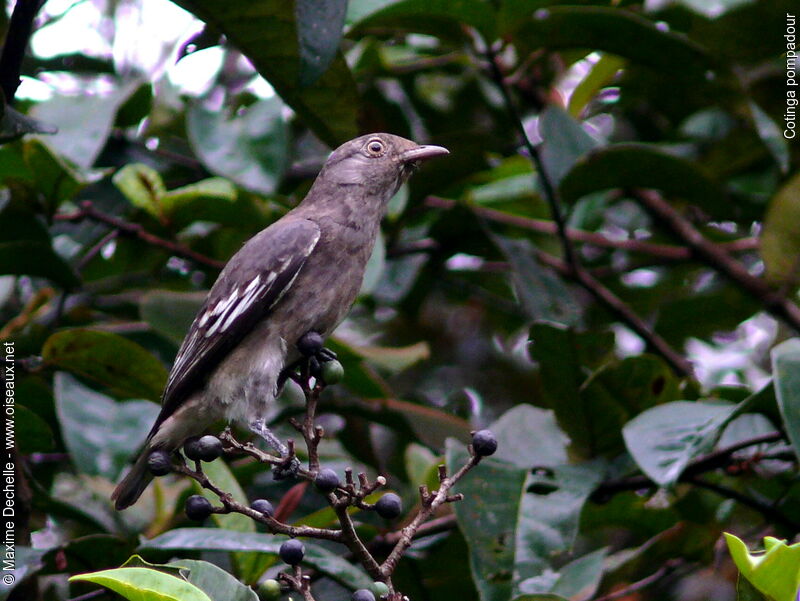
[{"left": 319, "top": 133, "right": 449, "bottom": 202}]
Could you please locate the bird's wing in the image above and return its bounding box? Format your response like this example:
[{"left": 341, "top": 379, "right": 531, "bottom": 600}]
[{"left": 150, "top": 217, "right": 321, "bottom": 435}]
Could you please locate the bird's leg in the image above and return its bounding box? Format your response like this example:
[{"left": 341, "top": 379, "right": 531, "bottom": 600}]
[{"left": 248, "top": 418, "right": 299, "bottom": 480}]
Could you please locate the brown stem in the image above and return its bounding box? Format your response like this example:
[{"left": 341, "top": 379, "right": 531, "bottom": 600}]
[
  {"left": 633, "top": 189, "right": 800, "bottom": 334},
  {"left": 380, "top": 456, "right": 481, "bottom": 577},
  {"left": 424, "top": 196, "right": 758, "bottom": 260},
  {"left": 55, "top": 201, "right": 225, "bottom": 270},
  {"left": 481, "top": 47, "right": 692, "bottom": 379},
  {"left": 0, "top": 0, "right": 45, "bottom": 102},
  {"left": 592, "top": 559, "right": 683, "bottom": 601},
  {"left": 536, "top": 250, "right": 695, "bottom": 377}
]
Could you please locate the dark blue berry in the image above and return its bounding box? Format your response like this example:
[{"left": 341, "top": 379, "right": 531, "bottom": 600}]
[
  {"left": 147, "top": 450, "right": 172, "bottom": 476},
  {"left": 375, "top": 493, "right": 402, "bottom": 519},
  {"left": 279, "top": 539, "right": 305, "bottom": 565},
  {"left": 352, "top": 589, "right": 376, "bottom": 601},
  {"left": 184, "top": 435, "right": 223, "bottom": 461},
  {"left": 185, "top": 495, "right": 213, "bottom": 521},
  {"left": 314, "top": 468, "right": 340, "bottom": 493},
  {"left": 472, "top": 429, "right": 498, "bottom": 457},
  {"left": 251, "top": 499, "right": 274, "bottom": 517}
]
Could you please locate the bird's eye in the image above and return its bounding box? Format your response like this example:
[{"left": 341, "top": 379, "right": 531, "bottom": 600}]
[{"left": 366, "top": 139, "right": 385, "bottom": 156}]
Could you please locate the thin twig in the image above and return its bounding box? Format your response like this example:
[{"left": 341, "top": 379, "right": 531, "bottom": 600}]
[
  {"left": 686, "top": 476, "right": 799, "bottom": 531},
  {"left": 56, "top": 201, "right": 224, "bottom": 269},
  {"left": 0, "top": 0, "right": 46, "bottom": 102},
  {"left": 536, "top": 250, "right": 695, "bottom": 376},
  {"left": 633, "top": 189, "right": 800, "bottom": 334},
  {"left": 424, "top": 196, "right": 758, "bottom": 259},
  {"left": 380, "top": 456, "right": 481, "bottom": 577},
  {"left": 592, "top": 559, "right": 683, "bottom": 601},
  {"left": 484, "top": 45, "right": 579, "bottom": 271},
  {"left": 481, "top": 47, "right": 693, "bottom": 378}
]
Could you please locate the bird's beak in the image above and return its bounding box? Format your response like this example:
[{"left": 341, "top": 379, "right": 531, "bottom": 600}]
[{"left": 400, "top": 145, "right": 449, "bottom": 163}]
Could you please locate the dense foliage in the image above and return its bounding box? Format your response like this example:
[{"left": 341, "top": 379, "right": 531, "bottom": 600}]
[{"left": 2, "top": 0, "right": 800, "bottom": 600}]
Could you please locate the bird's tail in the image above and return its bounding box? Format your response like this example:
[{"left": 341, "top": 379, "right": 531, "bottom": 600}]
[{"left": 112, "top": 448, "right": 154, "bottom": 510}]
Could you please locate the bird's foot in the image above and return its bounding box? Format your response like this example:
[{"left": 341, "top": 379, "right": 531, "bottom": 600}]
[
  {"left": 249, "top": 419, "right": 299, "bottom": 480},
  {"left": 296, "top": 331, "right": 337, "bottom": 364}
]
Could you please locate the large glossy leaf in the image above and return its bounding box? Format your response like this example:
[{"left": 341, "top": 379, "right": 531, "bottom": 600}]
[
  {"left": 43, "top": 329, "right": 168, "bottom": 401},
  {"left": 559, "top": 143, "right": 729, "bottom": 217},
  {"left": 171, "top": 0, "right": 358, "bottom": 146},
  {"left": 16, "top": 405, "right": 54, "bottom": 454},
  {"left": 0, "top": 205, "right": 79, "bottom": 287},
  {"left": 508, "top": 6, "right": 714, "bottom": 81},
  {"left": 622, "top": 400, "right": 736, "bottom": 487},
  {"left": 537, "top": 106, "right": 600, "bottom": 188},
  {"left": 193, "top": 460, "right": 268, "bottom": 584},
  {"left": 493, "top": 234, "right": 580, "bottom": 326},
  {"left": 167, "top": 559, "right": 258, "bottom": 601},
  {"left": 140, "top": 528, "right": 374, "bottom": 589},
  {"left": 140, "top": 290, "right": 206, "bottom": 346},
  {"left": 187, "top": 97, "right": 288, "bottom": 195},
  {"left": 747, "top": 101, "right": 790, "bottom": 174},
  {"left": 30, "top": 82, "right": 142, "bottom": 167},
  {"left": 760, "top": 173, "right": 800, "bottom": 288},
  {"left": 69, "top": 567, "right": 212, "bottom": 601},
  {"left": 349, "top": 0, "right": 496, "bottom": 42},
  {"left": 296, "top": 0, "right": 348, "bottom": 87},
  {"left": 771, "top": 338, "right": 800, "bottom": 460},
  {"left": 54, "top": 373, "right": 159, "bottom": 480},
  {"left": 528, "top": 322, "right": 616, "bottom": 457},
  {"left": 447, "top": 440, "right": 528, "bottom": 601},
  {"left": 488, "top": 404, "right": 569, "bottom": 469}
]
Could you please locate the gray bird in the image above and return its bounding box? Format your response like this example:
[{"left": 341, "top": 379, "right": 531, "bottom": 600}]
[{"left": 112, "top": 133, "right": 448, "bottom": 509}]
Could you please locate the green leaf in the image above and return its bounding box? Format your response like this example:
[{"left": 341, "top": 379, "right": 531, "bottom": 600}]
[
  {"left": 16, "top": 405, "right": 54, "bottom": 453},
  {"left": 0, "top": 240, "right": 80, "bottom": 288},
  {"left": 166, "top": 559, "right": 259, "bottom": 601},
  {"left": 515, "top": 463, "right": 605, "bottom": 588},
  {"left": 0, "top": 104, "right": 57, "bottom": 144},
  {"left": 139, "top": 529, "right": 374, "bottom": 590},
  {"left": 771, "top": 338, "right": 800, "bottom": 460},
  {"left": 507, "top": 6, "right": 714, "bottom": 81},
  {"left": 171, "top": 0, "right": 358, "bottom": 146},
  {"left": 568, "top": 54, "right": 625, "bottom": 117},
  {"left": 192, "top": 460, "right": 268, "bottom": 584},
  {"left": 296, "top": 0, "right": 348, "bottom": 87},
  {"left": 622, "top": 400, "right": 736, "bottom": 487},
  {"left": 162, "top": 177, "right": 237, "bottom": 217},
  {"left": 528, "top": 322, "right": 616, "bottom": 457},
  {"left": 30, "top": 82, "right": 142, "bottom": 167},
  {"left": 447, "top": 440, "right": 527, "bottom": 601},
  {"left": 113, "top": 163, "right": 167, "bottom": 221},
  {"left": 69, "top": 567, "right": 213, "bottom": 601},
  {"left": 560, "top": 143, "right": 729, "bottom": 218},
  {"left": 488, "top": 404, "right": 569, "bottom": 469},
  {"left": 0, "top": 205, "right": 79, "bottom": 287},
  {"left": 518, "top": 547, "right": 607, "bottom": 599},
  {"left": 22, "top": 138, "right": 84, "bottom": 207},
  {"left": 538, "top": 106, "right": 600, "bottom": 188},
  {"left": 760, "top": 173, "right": 800, "bottom": 288},
  {"left": 54, "top": 372, "right": 159, "bottom": 480},
  {"left": 493, "top": 234, "right": 580, "bottom": 326},
  {"left": 43, "top": 328, "right": 168, "bottom": 401},
  {"left": 349, "top": 0, "right": 497, "bottom": 42},
  {"left": 347, "top": 340, "right": 430, "bottom": 374},
  {"left": 747, "top": 101, "right": 790, "bottom": 174},
  {"left": 724, "top": 533, "right": 800, "bottom": 601},
  {"left": 140, "top": 290, "right": 206, "bottom": 346},
  {"left": 187, "top": 97, "right": 288, "bottom": 195}
]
